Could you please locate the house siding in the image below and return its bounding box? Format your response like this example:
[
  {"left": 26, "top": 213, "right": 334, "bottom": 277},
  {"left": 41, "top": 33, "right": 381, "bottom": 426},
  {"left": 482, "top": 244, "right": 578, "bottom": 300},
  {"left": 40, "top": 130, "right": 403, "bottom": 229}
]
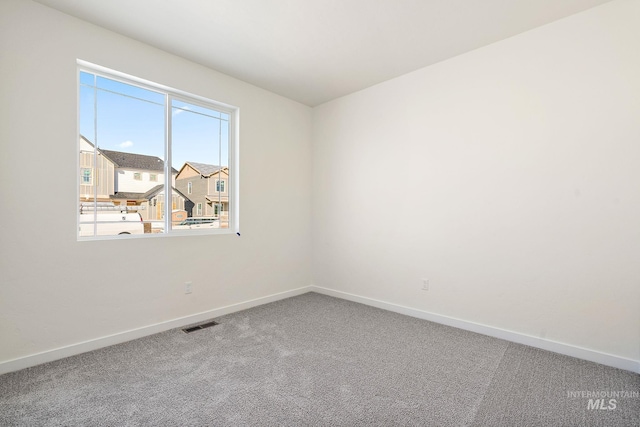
[
  {"left": 176, "top": 175, "right": 209, "bottom": 217},
  {"left": 79, "top": 150, "right": 114, "bottom": 201}
]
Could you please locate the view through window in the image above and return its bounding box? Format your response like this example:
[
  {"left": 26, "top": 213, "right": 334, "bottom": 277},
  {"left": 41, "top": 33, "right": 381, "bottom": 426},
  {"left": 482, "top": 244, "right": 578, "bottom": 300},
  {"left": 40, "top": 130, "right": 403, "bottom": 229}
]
[{"left": 78, "top": 64, "right": 235, "bottom": 238}]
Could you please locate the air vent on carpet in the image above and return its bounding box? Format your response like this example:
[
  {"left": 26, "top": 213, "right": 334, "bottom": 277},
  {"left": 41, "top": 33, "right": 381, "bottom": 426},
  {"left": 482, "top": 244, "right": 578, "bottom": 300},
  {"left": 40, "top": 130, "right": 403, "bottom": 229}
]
[{"left": 182, "top": 320, "right": 219, "bottom": 333}]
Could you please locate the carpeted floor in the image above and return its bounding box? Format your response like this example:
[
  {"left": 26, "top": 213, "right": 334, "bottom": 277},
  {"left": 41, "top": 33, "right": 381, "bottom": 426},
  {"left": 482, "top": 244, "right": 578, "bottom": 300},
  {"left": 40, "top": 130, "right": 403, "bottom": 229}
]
[{"left": 1, "top": 292, "right": 638, "bottom": 426}]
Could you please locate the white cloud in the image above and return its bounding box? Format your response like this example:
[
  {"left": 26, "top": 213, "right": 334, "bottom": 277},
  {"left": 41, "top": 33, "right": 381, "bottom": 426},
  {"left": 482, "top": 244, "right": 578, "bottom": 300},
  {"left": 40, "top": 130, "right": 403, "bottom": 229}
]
[
  {"left": 172, "top": 106, "right": 190, "bottom": 117},
  {"left": 119, "top": 140, "right": 133, "bottom": 148}
]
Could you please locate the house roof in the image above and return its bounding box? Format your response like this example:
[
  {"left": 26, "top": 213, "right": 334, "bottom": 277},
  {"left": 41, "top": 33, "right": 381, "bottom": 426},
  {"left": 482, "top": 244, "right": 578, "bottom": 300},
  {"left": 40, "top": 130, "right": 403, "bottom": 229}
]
[
  {"left": 110, "top": 186, "right": 190, "bottom": 201},
  {"left": 143, "top": 184, "right": 189, "bottom": 201},
  {"left": 184, "top": 161, "right": 226, "bottom": 177},
  {"left": 142, "top": 184, "right": 164, "bottom": 199},
  {"left": 110, "top": 192, "right": 146, "bottom": 200},
  {"left": 101, "top": 149, "right": 178, "bottom": 174}
]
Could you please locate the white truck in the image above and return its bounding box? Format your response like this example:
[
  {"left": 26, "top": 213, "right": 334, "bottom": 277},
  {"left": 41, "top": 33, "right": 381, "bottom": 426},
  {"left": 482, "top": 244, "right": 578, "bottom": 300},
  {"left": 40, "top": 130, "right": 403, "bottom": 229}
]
[
  {"left": 172, "top": 217, "right": 220, "bottom": 230},
  {"left": 79, "top": 203, "right": 144, "bottom": 237}
]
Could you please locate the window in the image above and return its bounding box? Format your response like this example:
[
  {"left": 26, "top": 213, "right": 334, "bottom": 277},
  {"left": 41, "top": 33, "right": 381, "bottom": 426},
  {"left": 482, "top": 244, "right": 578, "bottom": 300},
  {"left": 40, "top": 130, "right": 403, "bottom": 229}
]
[
  {"left": 81, "top": 168, "right": 92, "bottom": 185},
  {"left": 78, "top": 61, "right": 237, "bottom": 239}
]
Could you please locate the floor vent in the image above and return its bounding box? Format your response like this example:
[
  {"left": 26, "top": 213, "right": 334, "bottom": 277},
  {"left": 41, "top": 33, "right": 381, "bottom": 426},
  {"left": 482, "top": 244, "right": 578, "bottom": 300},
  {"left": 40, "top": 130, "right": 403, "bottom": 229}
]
[{"left": 182, "top": 321, "right": 219, "bottom": 333}]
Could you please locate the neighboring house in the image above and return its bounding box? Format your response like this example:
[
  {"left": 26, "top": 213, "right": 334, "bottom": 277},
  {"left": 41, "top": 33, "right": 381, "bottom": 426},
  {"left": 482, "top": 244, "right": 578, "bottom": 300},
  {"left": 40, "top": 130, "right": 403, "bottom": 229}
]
[
  {"left": 100, "top": 149, "right": 176, "bottom": 194},
  {"left": 175, "top": 162, "right": 229, "bottom": 224},
  {"left": 139, "top": 184, "right": 189, "bottom": 221},
  {"left": 79, "top": 136, "right": 188, "bottom": 221}
]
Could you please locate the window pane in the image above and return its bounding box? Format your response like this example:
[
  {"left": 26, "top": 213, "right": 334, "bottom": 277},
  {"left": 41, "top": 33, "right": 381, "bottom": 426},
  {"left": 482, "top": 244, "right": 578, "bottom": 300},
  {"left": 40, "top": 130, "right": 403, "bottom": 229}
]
[
  {"left": 79, "top": 71, "right": 95, "bottom": 86},
  {"left": 172, "top": 99, "right": 230, "bottom": 230},
  {"left": 79, "top": 71, "right": 164, "bottom": 237}
]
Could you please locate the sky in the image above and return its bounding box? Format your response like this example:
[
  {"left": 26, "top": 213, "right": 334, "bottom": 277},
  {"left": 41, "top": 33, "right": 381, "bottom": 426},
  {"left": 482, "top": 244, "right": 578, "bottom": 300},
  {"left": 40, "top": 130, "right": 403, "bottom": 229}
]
[{"left": 79, "top": 71, "right": 230, "bottom": 170}]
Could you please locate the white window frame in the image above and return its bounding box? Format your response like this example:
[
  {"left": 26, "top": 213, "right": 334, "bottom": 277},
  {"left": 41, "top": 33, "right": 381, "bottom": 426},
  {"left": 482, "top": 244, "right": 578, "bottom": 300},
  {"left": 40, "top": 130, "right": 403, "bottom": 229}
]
[
  {"left": 77, "top": 60, "right": 239, "bottom": 240},
  {"left": 216, "top": 179, "right": 226, "bottom": 193},
  {"left": 133, "top": 172, "right": 142, "bottom": 181},
  {"left": 149, "top": 173, "right": 158, "bottom": 182},
  {"left": 196, "top": 203, "right": 203, "bottom": 216},
  {"left": 187, "top": 182, "right": 192, "bottom": 194}
]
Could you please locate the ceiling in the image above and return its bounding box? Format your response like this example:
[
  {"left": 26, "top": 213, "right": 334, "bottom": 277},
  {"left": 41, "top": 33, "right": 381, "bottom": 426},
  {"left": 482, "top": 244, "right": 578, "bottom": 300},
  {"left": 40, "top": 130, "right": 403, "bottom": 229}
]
[{"left": 34, "top": 0, "right": 613, "bottom": 106}]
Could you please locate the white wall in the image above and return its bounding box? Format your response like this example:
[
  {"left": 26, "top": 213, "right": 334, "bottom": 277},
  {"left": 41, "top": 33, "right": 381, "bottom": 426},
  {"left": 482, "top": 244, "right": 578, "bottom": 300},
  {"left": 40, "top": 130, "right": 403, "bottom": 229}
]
[
  {"left": 0, "top": 0, "right": 311, "bottom": 364},
  {"left": 312, "top": 0, "right": 640, "bottom": 363},
  {"left": 116, "top": 169, "right": 165, "bottom": 193}
]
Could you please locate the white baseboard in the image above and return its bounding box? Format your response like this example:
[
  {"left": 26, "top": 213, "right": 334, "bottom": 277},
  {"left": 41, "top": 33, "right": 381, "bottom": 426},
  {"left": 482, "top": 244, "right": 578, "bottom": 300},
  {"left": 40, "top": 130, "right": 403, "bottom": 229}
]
[
  {"left": 0, "top": 286, "right": 312, "bottom": 375},
  {"left": 310, "top": 285, "right": 640, "bottom": 374},
  {"left": 3, "top": 285, "right": 638, "bottom": 375}
]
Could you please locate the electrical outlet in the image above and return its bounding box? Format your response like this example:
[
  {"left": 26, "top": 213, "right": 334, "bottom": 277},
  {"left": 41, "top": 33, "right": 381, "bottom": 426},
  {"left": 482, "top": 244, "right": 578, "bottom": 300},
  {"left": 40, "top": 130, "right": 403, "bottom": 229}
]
[
  {"left": 185, "top": 281, "right": 193, "bottom": 294},
  {"left": 421, "top": 279, "right": 429, "bottom": 291}
]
